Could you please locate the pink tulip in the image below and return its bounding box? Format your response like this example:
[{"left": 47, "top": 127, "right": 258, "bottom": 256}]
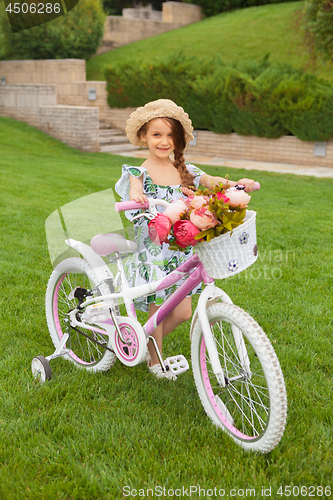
[
  {"left": 225, "top": 189, "right": 251, "bottom": 208},
  {"left": 164, "top": 200, "right": 187, "bottom": 224},
  {"left": 190, "top": 207, "right": 218, "bottom": 230}
]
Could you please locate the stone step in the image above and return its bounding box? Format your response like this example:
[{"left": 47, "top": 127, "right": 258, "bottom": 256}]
[
  {"left": 98, "top": 124, "right": 142, "bottom": 153},
  {"left": 99, "top": 122, "right": 112, "bottom": 130},
  {"left": 99, "top": 135, "right": 131, "bottom": 145},
  {"left": 100, "top": 143, "right": 140, "bottom": 153},
  {"left": 99, "top": 129, "right": 125, "bottom": 137},
  {"left": 99, "top": 127, "right": 132, "bottom": 148}
]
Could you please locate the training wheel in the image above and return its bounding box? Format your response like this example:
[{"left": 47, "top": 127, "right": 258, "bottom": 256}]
[{"left": 31, "top": 356, "right": 52, "bottom": 383}]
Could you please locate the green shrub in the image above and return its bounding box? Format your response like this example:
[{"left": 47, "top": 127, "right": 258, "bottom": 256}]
[
  {"left": 105, "top": 52, "right": 333, "bottom": 141},
  {"left": 302, "top": 0, "right": 333, "bottom": 61},
  {"left": 0, "top": 0, "right": 105, "bottom": 60}
]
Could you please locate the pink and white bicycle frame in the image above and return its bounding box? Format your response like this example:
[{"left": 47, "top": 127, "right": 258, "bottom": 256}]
[{"left": 64, "top": 198, "right": 250, "bottom": 386}]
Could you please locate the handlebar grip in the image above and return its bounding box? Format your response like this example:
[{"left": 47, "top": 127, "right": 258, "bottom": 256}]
[
  {"left": 115, "top": 200, "right": 149, "bottom": 212},
  {"left": 237, "top": 182, "right": 260, "bottom": 192}
]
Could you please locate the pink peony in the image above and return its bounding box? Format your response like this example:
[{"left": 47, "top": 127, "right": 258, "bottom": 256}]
[
  {"left": 173, "top": 220, "right": 201, "bottom": 248},
  {"left": 216, "top": 192, "right": 230, "bottom": 203},
  {"left": 225, "top": 189, "right": 251, "bottom": 208},
  {"left": 164, "top": 199, "right": 187, "bottom": 224},
  {"left": 190, "top": 207, "right": 218, "bottom": 230},
  {"left": 189, "top": 195, "right": 207, "bottom": 209},
  {"left": 148, "top": 214, "right": 171, "bottom": 245}
]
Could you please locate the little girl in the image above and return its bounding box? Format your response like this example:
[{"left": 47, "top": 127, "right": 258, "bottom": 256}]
[{"left": 115, "top": 99, "right": 256, "bottom": 380}]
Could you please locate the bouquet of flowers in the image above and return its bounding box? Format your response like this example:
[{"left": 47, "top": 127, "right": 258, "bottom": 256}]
[{"left": 148, "top": 183, "right": 251, "bottom": 251}]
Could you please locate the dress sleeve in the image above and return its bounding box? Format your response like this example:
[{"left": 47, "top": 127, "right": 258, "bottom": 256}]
[
  {"left": 186, "top": 163, "right": 206, "bottom": 187},
  {"left": 115, "top": 165, "right": 147, "bottom": 201}
]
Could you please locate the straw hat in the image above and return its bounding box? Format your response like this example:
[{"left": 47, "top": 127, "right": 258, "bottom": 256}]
[{"left": 126, "top": 99, "right": 194, "bottom": 147}]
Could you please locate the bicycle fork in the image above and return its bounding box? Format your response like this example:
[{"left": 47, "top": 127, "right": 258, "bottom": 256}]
[{"left": 196, "top": 285, "right": 251, "bottom": 387}]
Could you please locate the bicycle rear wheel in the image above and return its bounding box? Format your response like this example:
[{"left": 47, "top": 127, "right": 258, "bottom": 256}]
[
  {"left": 46, "top": 257, "right": 116, "bottom": 372},
  {"left": 191, "top": 303, "right": 287, "bottom": 453}
]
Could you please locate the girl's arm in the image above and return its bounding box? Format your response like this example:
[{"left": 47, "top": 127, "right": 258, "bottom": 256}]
[
  {"left": 129, "top": 174, "right": 148, "bottom": 204},
  {"left": 199, "top": 173, "right": 256, "bottom": 193}
]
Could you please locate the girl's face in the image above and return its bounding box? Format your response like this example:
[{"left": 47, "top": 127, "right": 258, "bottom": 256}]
[{"left": 140, "top": 118, "right": 175, "bottom": 159}]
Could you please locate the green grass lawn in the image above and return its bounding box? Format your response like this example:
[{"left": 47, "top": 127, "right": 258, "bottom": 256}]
[
  {"left": 1, "top": 116, "right": 333, "bottom": 499},
  {"left": 87, "top": 1, "right": 333, "bottom": 83}
]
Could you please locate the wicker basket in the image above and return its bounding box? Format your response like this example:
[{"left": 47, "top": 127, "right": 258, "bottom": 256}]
[{"left": 194, "top": 210, "right": 258, "bottom": 279}]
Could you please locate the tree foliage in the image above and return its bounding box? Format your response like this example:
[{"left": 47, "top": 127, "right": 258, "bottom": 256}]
[
  {"left": 0, "top": 0, "right": 105, "bottom": 60},
  {"left": 183, "top": 0, "right": 302, "bottom": 17},
  {"left": 302, "top": 0, "right": 333, "bottom": 61},
  {"left": 102, "top": 0, "right": 163, "bottom": 16}
]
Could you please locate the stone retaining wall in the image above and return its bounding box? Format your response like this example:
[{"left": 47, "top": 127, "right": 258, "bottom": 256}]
[
  {"left": 123, "top": 5, "right": 162, "bottom": 20},
  {"left": 0, "top": 84, "right": 99, "bottom": 152},
  {"left": 0, "top": 59, "right": 85, "bottom": 85},
  {"left": 38, "top": 106, "right": 99, "bottom": 152},
  {"left": 162, "top": 1, "right": 202, "bottom": 24},
  {"left": 186, "top": 131, "right": 333, "bottom": 169},
  {"left": 102, "top": 17, "right": 183, "bottom": 48},
  {"left": 1, "top": 60, "right": 332, "bottom": 166},
  {"left": 99, "top": 2, "right": 202, "bottom": 53},
  {"left": 104, "top": 107, "right": 333, "bottom": 168}
]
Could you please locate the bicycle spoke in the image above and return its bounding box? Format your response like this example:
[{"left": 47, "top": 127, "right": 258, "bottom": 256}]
[
  {"left": 55, "top": 270, "right": 107, "bottom": 365},
  {"left": 205, "top": 317, "right": 271, "bottom": 438}
]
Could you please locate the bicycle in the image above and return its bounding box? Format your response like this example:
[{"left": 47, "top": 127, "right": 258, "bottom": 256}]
[{"left": 32, "top": 188, "right": 287, "bottom": 453}]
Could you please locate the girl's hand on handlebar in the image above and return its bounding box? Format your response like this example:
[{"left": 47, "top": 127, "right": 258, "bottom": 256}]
[
  {"left": 129, "top": 189, "right": 148, "bottom": 205},
  {"left": 237, "top": 179, "right": 257, "bottom": 193}
]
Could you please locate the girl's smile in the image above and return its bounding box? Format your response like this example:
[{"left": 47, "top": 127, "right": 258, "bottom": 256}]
[{"left": 141, "top": 118, "right": 175, "bottom": 159}]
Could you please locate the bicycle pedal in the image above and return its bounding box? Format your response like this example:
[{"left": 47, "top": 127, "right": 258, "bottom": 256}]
[{"left": 164, "top": 355, "right": 189, "bottom": 375}]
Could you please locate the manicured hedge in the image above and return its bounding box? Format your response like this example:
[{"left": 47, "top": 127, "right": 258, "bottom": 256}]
[{"left": 105, "top": 53, "right": 333, "bottom": 141}]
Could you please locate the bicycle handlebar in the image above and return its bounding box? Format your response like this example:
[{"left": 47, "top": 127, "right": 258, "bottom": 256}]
[
  {"left": 114, "top": 200, "right": 149, "bottom": 212},
  {"left": 238, "top": 182, "right": 260, "bottom": 191},
  {"left": 115, "top": 183, "right": 260, "bottom": 213}
]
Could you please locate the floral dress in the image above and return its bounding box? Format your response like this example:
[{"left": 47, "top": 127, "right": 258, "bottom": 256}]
[{"left": 115, "top": 163, "right": 206, "bottom": 312}]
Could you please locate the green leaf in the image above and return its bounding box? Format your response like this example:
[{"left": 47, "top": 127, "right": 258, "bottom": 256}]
[
  {"left": 129, "top": 167, "right": 142, "bottom": 177},
  {"left": 194, "top": 230, "right": 210, "bottom": 239},
  {"left": 231, "top": 208, "right": 246, "bottom": 222},
  {"left": 138, "top": 251, "right": 147, "bottom": 262},
  {"left": 144, "top": 177, "right": 157, "bottom": 194},
  {"left": 139, "top": 263, "right": 150, "bottom": 281},
  {"left": 152, "top": 259, "right": 165, "bottom": 270},
  {"left": 144, "top": 237, "right": 162, "bottom": 257}
]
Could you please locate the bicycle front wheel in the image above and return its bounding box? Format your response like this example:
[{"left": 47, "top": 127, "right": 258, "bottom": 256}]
[
  {"left": 46, "top": 257, "right": 117, "bottom": 372},
  {"left": 191, "top": 303, "right": 287, "bottom": 453}
]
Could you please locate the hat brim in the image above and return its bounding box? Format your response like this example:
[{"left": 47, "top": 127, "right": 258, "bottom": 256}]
[{"left": 126, "top": 99, "right": 194, "bottom": 147}]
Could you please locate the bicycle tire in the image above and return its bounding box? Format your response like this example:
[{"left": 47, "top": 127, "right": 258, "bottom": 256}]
[
  {"left": 45, "top": 257, "right": 117, "bottom": 372},
  {"left": 191, "top": 303, "right": 287, "bottom": 453}
]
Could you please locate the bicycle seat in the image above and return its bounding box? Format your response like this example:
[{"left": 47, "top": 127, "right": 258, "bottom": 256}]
[{"left": 90, "top": 233, "right": 138, "bottom": 256}]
